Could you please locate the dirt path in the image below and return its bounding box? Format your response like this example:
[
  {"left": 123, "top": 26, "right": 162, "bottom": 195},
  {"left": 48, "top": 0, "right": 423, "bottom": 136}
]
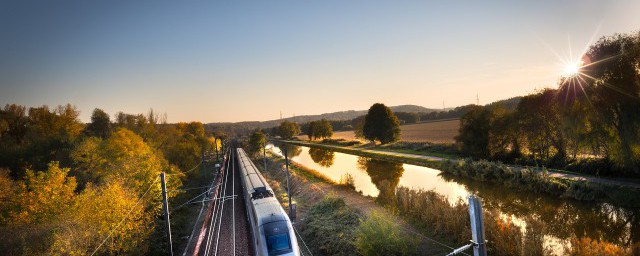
[{"left": 256, "top": 155, "right": 456, "bottom": 256}]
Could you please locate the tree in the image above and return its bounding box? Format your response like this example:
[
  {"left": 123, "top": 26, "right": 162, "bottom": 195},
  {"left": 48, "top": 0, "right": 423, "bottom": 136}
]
[
  {"left": 352, "top": 115, "right": 366, "bottom": 139},
  {"left": 278, "top": 121, "right": 301, "bottom": 139},
  {"left": 362, "top": 103, "right": 401, "bottom": 144},
  {"left": 85, "top": 108, "right": 111, "bottom": 138},
  {"left": 306, "top": 121, "right": 318, "bottom": 140},
  {"left": 248, "top": 130, "right": 267, "bottom": 156},
  {"left": 50, "top": 181, "right": 152, "bottom": 255},
  {"left": 318, "top": 119, "right": 333, "bottom": 139},
  {"left": 582, "top": 32, "right": 640, "bottom": 173},
  {"left": 307, "top": 119, "right": 334, "bottom": 140},
  {"left": 517, "top": 89, "right": 566, "bottom": 165},
  {"left": 71, "top": 128, "right": 182, "bottom": 198},
  {"left": 455, "top": 105, "right": 491, "bottom": 158},
  {"left": 7, "top": 162, "right": 76, "bottom": 225},
  {"left": 394, "top": 112, "right": 420, "bottom": 124}
]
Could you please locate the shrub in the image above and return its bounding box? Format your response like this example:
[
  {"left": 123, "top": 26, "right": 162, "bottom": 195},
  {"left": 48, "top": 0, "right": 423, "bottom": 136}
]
[
  {"left": 299, "top": 196, "right": 361, "bottom": 256},
  {"left": 354, "top": 211, "right": 419, "bottom": 256}
]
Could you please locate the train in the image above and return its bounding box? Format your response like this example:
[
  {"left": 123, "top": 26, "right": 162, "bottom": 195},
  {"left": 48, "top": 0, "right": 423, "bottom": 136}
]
[{"left": 236, "top": 148, "right": 300, "bottom": 256}]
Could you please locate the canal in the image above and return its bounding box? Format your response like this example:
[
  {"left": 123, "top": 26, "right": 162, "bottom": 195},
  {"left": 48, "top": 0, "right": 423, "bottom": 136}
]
[{"left": 268, "top": 143, "right": 640, "bottom": 253}]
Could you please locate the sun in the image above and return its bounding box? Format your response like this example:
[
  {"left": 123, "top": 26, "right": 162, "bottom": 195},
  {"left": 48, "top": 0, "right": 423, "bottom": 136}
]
[{"left": 563, "top": 60, "right": 583, "bottom": 77}]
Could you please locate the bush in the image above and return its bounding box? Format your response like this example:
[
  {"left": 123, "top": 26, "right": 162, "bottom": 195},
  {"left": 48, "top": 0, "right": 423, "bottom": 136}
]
[
  {"left": 354, "top": 211, "right": 419, "bottom": 256},
  {"left": 300, "top": 196, "right": 361, "bottom": 256}
]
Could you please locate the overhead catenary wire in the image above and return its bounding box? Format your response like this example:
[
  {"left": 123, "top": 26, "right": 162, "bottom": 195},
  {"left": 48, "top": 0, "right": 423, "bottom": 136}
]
[
  {"left": 90, "top": 176, "right": 160, "bottom": 256},
  {"left": 292, "top": 224, "right": 314, "bottom": 256},
  {"left": 169, "top": 185, "right": 220, "bottom": 214},
  {"left": 204, "top": 146, "right": 231, "bottom": 256}
]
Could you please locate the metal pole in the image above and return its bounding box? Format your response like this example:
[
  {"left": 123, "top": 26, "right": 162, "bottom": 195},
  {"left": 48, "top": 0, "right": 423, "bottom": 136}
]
[
  {"left": 263, "top": 141, "right": 267, "bottom": 172},
  {"left": 468, "top": 195, "right": 487, "bottom": 256},
  {"left": 214, "top": 137, "right": 219, "bottom": 162},
  {"left": 160, "top": 173, "right": 174, "bottom": 256},
  {"left": 284, "top": 146, "right": 292, "bottom": 218}
]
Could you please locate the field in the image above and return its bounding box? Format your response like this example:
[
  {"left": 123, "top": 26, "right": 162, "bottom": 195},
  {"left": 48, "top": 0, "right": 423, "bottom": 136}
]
[{"left": 328, "top": 119, "right": 460, "bottom": 143}]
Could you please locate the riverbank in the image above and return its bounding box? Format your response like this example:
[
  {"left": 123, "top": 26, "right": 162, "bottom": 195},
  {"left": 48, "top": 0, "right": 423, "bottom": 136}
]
[
  {"left": 259, "top": 145, "right": 639, "bottom": 255},
  {"left": 280, "top": 140, "right": 640, "bottom": 208},
  {"left": 250, "top": 152, "right": 453, "bottom": 255}
]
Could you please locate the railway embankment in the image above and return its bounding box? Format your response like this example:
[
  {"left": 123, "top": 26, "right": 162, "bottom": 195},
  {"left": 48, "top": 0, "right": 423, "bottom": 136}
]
[{"left": 250, "top": 152, "right": 452, "bottom": 255}]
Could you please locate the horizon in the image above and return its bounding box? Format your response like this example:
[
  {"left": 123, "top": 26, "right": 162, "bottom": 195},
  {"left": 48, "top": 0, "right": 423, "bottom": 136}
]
[{"left": 2, "top": 1, "right": 639, "bottom": 123}]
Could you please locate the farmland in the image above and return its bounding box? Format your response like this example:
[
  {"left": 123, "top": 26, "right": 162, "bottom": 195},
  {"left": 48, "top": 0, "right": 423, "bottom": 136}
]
[{"left": 329, "top": 119, "right": 460, "bottom": 143}]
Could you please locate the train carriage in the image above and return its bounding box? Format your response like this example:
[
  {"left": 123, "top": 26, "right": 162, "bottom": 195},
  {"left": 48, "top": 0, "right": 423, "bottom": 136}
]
[{"left": 236, "top": 148, "right": 300, "bottom": 256}]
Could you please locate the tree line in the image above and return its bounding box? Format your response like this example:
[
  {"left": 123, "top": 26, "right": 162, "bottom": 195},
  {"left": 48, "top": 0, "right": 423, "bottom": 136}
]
[
  {"left": 456, "top": 31, "right": 640, "bottom": 177},
  {"left": 0, "top": 105, "right": 219, "bottom": 254}
]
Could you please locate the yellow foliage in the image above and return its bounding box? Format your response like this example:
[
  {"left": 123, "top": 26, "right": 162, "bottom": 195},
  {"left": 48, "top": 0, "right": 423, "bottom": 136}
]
[
  {"left": 10, "top": 162, "right": 76, "bottom": 225},
  {"left": 567, "top": 237, "right": 630, "bottom": 256},
  {"left": 50, "top": 181, "right": 152, "bottom": 255}
]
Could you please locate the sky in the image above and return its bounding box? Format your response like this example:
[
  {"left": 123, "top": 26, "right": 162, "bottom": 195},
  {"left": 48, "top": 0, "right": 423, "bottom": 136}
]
[{"left": 1, "top": 1, "right": 639, "bottom": 123}]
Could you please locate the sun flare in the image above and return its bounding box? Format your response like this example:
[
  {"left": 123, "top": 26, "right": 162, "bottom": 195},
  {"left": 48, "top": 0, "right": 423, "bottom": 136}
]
[{"left": 563, "top": 60, "right": 583, "bottom": 77}]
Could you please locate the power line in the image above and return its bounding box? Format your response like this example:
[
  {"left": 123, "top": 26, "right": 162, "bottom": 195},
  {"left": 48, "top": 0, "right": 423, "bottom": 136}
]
[
  {"left": 90, "top": 176, "right": 160, "bottom": 256},
  {"left": 292, "top": 224, "right": 314, "bottom": 256},
  {"left": 169, "top": 185, "right": 219, "bottom": 214}
]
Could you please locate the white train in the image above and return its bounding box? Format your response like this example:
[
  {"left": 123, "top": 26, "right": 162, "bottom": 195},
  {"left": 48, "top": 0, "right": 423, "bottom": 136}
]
[{"left": 236, "top": 148, "right": 300, "bottom": 256}]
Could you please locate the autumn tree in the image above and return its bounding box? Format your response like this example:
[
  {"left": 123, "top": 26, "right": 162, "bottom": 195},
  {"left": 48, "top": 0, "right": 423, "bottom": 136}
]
[
  {"left": 72, "top": 128, "right": 182, "bottom": 197},
  {"left": 362, "top": 103, "right": 401, "bottom": 144},
  {"left": 50, "top": 181, "right": 152, "bottom": 255},
  {"left": 6, "top": 162, "right": 76, "bottom": 225}
]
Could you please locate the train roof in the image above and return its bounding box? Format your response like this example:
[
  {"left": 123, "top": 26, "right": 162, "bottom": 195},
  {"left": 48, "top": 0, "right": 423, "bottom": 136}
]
[
  {"left": 253, "top": 197, "right": 288, "bottom": 226},
  {"left": 237, "top": 149, "right": 269, "bottom": 190}
]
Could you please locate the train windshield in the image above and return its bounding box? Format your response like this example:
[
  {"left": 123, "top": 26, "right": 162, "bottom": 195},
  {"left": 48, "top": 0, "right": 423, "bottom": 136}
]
[{"left": 264, "top": 221, "right": 293, "bottom": 255}]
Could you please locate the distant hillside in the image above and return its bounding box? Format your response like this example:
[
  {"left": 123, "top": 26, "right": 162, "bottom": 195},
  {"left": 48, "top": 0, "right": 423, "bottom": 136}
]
[
  {"left": 206, "top": 104, "right": 438, "bottom": 133},
  {"left": 205, "top": 99, "right": 521, "bottom": 136}
]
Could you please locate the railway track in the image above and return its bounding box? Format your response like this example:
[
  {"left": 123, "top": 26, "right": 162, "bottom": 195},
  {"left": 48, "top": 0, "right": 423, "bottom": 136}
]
[{"left": 188, "top": 144, "right": 253, "bottom": 256}]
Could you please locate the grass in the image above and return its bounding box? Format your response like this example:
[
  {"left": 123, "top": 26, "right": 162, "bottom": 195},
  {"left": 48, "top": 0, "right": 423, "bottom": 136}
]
[
  {"left": 438, "top": 159, "right": 640, "bottom": 208},
  {"left": 298, "top": 196, "right": 362, "bottom": 256}
]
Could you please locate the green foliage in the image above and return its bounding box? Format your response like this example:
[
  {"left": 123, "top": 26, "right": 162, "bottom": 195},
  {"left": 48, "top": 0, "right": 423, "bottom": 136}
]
[
  {"left": 352, "top": 115, "right": 366, "bottom": 139},
  {"left": 308, "top": 147, "right": 335, "bottom": 167},
  {"left": 354, "top": 211, "right": 419, "bottom": 256},
  {"left": 248, "top": 130, "right": 267, "bottom": 156},
  {"left": 305, "top": 119, "right": 333, "bottom": 140},
  {"left": 300, "top": 196, "right": 362, "bottom": 256},
  {"left": 455, "top": 105, "right": 491, "bottom": 158},
  {"left": 438, "top": 159, "right": 640, "bottom": 207},
  {"left": 278, "top": 120, "right": 301, "bottom": 139},
  {"left": 0, "top": 104, "right": 83, "bottom": 176},
  {"left": 363, "top": 103, "right": 401, "bottom": 144},
  {"left": 394, "top": 112, "right": 420, "bottom": 124},
  {"left": 85, "top": 108, "right": 111, "bottom": 138}
]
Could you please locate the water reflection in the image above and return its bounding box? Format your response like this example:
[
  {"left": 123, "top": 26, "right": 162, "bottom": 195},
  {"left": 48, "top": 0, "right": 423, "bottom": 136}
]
[
  {"left": 269, "top": 143, "right": 640, "bottom": 249},
  {"left": 308, "top": 148, "right": 335, "bottom": 167},
  {"left": 440, "top": 174, "right": 640, "bottom": 247},
  {"left": 357, "top": 157, "right": 404, "bottom": 204},
  {"left": 271, "top": 141, "right": 302, "bottom": 159}
]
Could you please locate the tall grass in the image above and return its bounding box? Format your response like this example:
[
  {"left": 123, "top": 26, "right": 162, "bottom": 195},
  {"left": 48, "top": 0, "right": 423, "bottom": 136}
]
[
  {"left": 354, "top": 211, "right": 419, "bottom": 256},
  {"left": 299, "top": 196, "right": 361, "bottom": 256},
  {"left": 393, "top": 187, "right": 545, "bottom": 256}
]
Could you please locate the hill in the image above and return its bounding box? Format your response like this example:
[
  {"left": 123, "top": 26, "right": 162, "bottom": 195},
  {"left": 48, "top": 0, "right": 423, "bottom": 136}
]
[{"left": 206, "top": 104, "right": 438, "bottom": 134}]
